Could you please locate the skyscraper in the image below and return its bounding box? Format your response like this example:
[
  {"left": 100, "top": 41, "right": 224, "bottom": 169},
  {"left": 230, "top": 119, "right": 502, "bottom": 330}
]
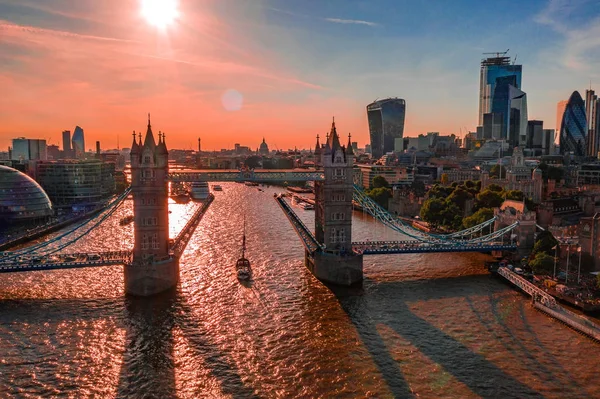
[
  {"left": 478, "top": 53, "right": 522, "bottom": 126},
  {"left": 560, "top": 91, "right": 587, "bottom": 156},
  {"left": 366, "top": 98, "right": 406, "bottom": 159},
  {"left": 72, "top": 126, "right": 85, "bottom": 159},
  {"left": 10, "top": 138, "right": 47, "bottom": 161},
  {"left": 585, "top": 89, "right": 598, "bottom": 156},
  {"left": 62, "top": 130, "right": 71, "bottom": 158}
]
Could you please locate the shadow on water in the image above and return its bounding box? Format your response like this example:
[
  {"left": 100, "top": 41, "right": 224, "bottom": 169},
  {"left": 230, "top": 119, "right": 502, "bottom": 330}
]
[
  {"left": 330, "top": 276, "right": 546, "bottom": 399},
  {"left": 116, "top": 289, "right": 177, "bottom": 398},
  {"left": 0, "top": 288, "right": 257, "bottom": 398},
  {"left": 116, "top": 288, "right": 258, "bottom": 398}
]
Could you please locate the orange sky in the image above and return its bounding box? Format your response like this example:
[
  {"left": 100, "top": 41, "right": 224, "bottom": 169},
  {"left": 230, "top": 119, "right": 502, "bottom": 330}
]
[{"left": 1, "top": 0, "right": 595, "bottom": 151}]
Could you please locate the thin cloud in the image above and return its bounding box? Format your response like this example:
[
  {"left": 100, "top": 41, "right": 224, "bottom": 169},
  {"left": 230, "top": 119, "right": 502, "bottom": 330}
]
[{"left": 324, "top": 18, "right": 379, "bottom": 27}]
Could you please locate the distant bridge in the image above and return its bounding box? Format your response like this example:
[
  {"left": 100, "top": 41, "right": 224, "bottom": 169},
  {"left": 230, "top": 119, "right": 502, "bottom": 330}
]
[{"left": 168, "top": 169, "right": 324, "bottom": 183}]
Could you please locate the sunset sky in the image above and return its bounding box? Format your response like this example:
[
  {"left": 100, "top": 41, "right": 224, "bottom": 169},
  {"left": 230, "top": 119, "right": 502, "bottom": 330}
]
[{"left": 1, "top": 0, "right": 599, "bottom": 151}]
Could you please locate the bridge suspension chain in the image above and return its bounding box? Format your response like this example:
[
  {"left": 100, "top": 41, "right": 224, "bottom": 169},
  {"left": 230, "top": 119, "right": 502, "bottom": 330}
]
[
  {"left": 1, "top": 188, "right": 132, "bottom": 262},
  {"left": 352, "top": 185, "right": 517, "bottom": 245}
]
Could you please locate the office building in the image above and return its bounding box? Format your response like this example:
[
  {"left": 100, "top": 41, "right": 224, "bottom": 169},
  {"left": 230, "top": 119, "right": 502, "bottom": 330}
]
[
  {"left": 35, "top": 159, "right": 115, "bottom": 209},
  {"left": 367, "top": 98, "right": 406, "bottom": 159},
  {"left": 542, "top": 129, "right": 555, "bottom": 155},
  {"left": 560, "top": 91, "right": 587, "bottom": 157},
  {"left": 72, "top": 126, "right": 85, "bottom": 158},
  {"left": 62, "top": 130, "right": 72, "bottom": 158},
  {"left": 10, "top": 138, "right": 47, "bottom": 161},
  {"left": 585, "top": 89, "right": 598, "bottom": 157},
  {"left": 478, "top": 53, "right": 522, "bottom": 126}
]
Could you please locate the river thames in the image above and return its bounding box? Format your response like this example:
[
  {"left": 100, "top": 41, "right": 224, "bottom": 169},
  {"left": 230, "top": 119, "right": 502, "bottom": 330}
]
[{"left": 0, "top": 183, "right": 599, "bottom": 398}]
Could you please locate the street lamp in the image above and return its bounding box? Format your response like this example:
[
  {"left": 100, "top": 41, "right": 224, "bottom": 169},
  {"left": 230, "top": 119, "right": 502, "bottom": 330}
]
[
  {"left": 565, "top": 244, "right": 570, "bottom": 285},
  {"left": 553, "top": 244, "right": 558, "bottom": 279},
  {"left": 577, "top": 245, "right": 582, "bottom": 285}
]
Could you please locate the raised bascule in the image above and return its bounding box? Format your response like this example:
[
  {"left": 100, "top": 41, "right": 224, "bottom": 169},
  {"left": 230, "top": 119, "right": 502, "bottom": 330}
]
[{"left": 0, "top": 116, "right": 519, "bottom": 296}]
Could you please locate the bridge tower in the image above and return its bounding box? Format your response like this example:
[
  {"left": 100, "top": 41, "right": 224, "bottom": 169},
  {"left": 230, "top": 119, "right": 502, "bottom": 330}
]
[
  {"left": 309, "top": 118, "right": 363, "bottom": 285},
  {"left": 126, "top": 115, "right": 179, "bottom": 296}
]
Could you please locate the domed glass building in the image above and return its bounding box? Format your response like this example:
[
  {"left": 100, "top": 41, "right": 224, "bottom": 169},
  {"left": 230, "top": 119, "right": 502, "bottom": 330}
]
[
  {"left": 0, "top": 165, "right": 53, "bottom": 224},
  {"left": 560, "top": 90, "right": 587, "bottom": 156}
]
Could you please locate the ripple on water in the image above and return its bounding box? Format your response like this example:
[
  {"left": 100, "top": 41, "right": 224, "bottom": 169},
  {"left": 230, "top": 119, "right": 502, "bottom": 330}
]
[{"left": 0, "top": 183, "right": 599, "bottom": 398}]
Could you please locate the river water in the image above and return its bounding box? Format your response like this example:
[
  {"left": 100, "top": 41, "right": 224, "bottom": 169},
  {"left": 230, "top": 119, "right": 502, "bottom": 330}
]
[{"left": 0, "top": 183, "right": 599, "bottom": 398}]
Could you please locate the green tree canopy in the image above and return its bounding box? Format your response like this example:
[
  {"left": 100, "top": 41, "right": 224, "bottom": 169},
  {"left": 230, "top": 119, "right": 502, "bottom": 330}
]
[
  {"left": 476, "top": 189, "right": 504, "bottom": 209},
  {"left": 504, "top": 190, "right": 524, "bottom": 201},
  {"left": 529, "top": 252, "right": 555, "bottom": 275},
  {"left": 366, "top": 187, "right": 392, "bottom": 209},
  {"left": 372, "top": 175, "right": 390, "bottom": 188},
  {"left": 420, "top": 198, "right": 447, "bottom": 228},
  {"left": 447, "top": 187, "right": 473, "bottom": 210},
  {"left": 462, "top": 207, "right": 494, "bottom": 228},
  {"left": 532, "top": 230, "right": 559, "bottom": 257},
  {"left": 427, "top": 184, "right": 453, "bottom": 200},
  {"left": 410, "top": 180, "right": 426, "bottom": 197},
  {"left": 487, "top": 183, "right": 504, "bottom": 192},
  {"left": 465, "top": 180, "right": 475, "bottom": 189},
  {"left": 440, "top": 173, "right": 449, "bottom": 185}
]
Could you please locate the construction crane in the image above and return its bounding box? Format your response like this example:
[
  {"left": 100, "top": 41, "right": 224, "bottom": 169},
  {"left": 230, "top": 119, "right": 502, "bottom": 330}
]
[{"left": 483, "top": 49, "right": 510, "bottom": 58}]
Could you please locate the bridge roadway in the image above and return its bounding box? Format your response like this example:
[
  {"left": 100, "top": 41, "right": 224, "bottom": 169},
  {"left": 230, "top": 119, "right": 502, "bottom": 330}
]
[
  {"left": 274, "top": 195, "right": 322, "bottom": 254},
  {"left": 352, "top": 241, "right": 518, "bottom": 255},
  {"left": 168, "top": 168, "right": 324, "bottom": 183},
  {"left": 0, "top": 250, "right": 133, "bottom": 273}
]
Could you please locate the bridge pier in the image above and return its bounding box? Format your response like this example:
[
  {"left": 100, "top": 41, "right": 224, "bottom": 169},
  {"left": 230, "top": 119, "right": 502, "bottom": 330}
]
[
  {"left": 127, "top": 115, "right": 179, "bottom": 296},
  {"left": 306, "top": 250, "right": 363, "bottom": 286},
  {"left": 125, "top": 256, "right": 179, "bottom": 297}
]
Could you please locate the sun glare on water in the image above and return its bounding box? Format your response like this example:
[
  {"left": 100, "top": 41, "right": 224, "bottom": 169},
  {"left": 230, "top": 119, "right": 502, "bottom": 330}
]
[{"left": 141, "top": 0, "right": 179, "bottom": 28}]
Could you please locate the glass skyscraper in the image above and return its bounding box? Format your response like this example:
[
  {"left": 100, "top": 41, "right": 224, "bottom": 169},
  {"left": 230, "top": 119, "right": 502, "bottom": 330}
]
[
  {"left": 560, "top": 91, "right": 587, "bottom": 156},
  {"left": 366, "top": 98, "right": 406, "bottom": 159},
  {"left": 478, "top": 54, "right": 522, "bottom": 126},
  {"left": 72, "top": 126, "right": 85, "bottom": 159}
]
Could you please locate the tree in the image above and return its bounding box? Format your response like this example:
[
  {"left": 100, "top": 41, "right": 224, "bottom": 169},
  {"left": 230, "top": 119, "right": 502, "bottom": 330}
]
[
  {"left": 409, "top": 180, "right": 426, "bottom": 197},
  {"left": 440, "top": 173, "right": 449, "bottom": 185},
  {"left": 529, "top": 252, "right": 555, "bottom": 275},
  {"left": 244, "top": 155, "right": 262, "bottom": 169},
  {"left": 372, "top": 175, "right": 390, "bottom": 189},
  {"left": 447, "top": 186, "right": 473, "bottom": 210},
  {"left": 504, "top": 190, "right": 524, "bottom": 201},
  {"left": 420, "top": 198, "right": 446, "bottom": 228},
  {"left": 476, "top": 189, "right": 504, "bottom": 209},
  {"left": 489, "top": 164, "right": 507, "bottom": 178},
  {"left": 366, "top": 187, "right": 392, "bottom": 209},
  {"left": 428, "top": 184, "right": 453, "bottom": 199},
  {"left": 532, "top": 230, "right": 559, "bottom": 257},
  {"left": 462, "top": 207, "right": 494, "bottom": 228},
  {"left": 487, "top": 183, "right": 504, "bottom": 192},
  {"left": 465, "top": 180, "right": 475, "bottom": 189}
]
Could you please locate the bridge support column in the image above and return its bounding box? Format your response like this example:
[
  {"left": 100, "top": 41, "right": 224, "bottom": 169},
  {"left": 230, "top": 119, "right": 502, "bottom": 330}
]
[
  {"left": 127, "top": 115, "right": 179, "bottom": 296},
  {"left": 125, "top": 256, "right": 179, "bottom": 296},
  {"left": 310, "top": 118, "right": 363, "bottom": 286},
  {"left": 306, "top": 251, "right": 363, "bottom": 286}
]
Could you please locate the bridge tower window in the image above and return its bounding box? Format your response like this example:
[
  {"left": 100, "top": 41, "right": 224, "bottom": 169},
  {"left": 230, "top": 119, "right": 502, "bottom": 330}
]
[
  {"left": 152, "top": 234, "right": 159, "bottom": 249},
  {"left": 142, "top": 234, "right": 149, "bottom": 250}
]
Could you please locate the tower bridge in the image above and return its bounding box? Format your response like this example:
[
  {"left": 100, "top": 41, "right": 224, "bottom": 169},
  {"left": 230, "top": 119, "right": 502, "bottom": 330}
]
[{"left": 0, "top": 116, "right": 520, "bottom": 296}]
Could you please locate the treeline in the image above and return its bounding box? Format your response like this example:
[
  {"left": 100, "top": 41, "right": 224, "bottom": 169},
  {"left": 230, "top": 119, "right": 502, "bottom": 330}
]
[{"left": 419, "top": 181, "right": 528, "bottom": 231}]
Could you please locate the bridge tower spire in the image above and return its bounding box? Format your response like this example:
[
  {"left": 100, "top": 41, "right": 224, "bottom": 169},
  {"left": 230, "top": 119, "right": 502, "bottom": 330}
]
[
  {"left": 309, "top": 118, "right": 363, "bottom": 285},
  {"left": 127, "top": 114, "right": 179, "bottom": 296}
]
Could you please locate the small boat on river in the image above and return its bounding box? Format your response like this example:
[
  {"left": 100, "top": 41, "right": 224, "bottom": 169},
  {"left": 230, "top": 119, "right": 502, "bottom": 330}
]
[{"left": 236, "top": 219, "right": 252, "bottom": 282}]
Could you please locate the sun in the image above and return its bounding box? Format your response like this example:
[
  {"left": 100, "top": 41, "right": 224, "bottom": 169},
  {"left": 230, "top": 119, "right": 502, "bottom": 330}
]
[{"left": 141, "top": 0, "right": 179, "bottom": 28}]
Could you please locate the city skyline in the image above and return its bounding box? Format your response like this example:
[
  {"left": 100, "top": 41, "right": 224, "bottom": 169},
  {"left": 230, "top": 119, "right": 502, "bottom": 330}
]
[{"left": 1, "top": 0, "right": 600, "bottom": 150}]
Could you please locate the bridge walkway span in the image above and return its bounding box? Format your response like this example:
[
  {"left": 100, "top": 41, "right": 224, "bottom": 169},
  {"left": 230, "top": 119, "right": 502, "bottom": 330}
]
[{"left": 274, "top": 195, "right": 322, "bottom": 254}]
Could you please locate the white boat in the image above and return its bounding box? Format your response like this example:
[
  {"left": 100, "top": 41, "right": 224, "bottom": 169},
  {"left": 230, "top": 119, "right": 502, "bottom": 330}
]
[{"left": 190, "top": 181, "right": 210, "bottom": 200}]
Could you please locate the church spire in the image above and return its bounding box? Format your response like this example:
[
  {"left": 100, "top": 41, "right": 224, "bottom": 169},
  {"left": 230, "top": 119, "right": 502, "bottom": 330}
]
[
  {"left": 143, "top": 113, "right": 156, "bottom": 149},
  {"left": 131, "top": 130, "right": 140, "bottom": 154},
  {"left": 314, "top": 134, "right": 322, "bottom": 156}
]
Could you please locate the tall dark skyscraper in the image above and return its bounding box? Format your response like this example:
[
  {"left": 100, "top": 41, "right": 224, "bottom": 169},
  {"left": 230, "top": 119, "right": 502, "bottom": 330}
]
[
  {"left": 560, "top": 91, "right": 587, "bottom": 157},
  {"left": 366, "top": 98, "right": 406, "bottom": 159},
  {"left": 62, "top": 130, "right": 71, "bottom": 157},
  {"left": 585, "top": 89, "right": 598, "bottom": 156},
  {"left": 72, "top": 126, "right": 85, "bottom": 159},
  {"left": 478, "top": 53, "right": 522, "bottom": 126}
]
